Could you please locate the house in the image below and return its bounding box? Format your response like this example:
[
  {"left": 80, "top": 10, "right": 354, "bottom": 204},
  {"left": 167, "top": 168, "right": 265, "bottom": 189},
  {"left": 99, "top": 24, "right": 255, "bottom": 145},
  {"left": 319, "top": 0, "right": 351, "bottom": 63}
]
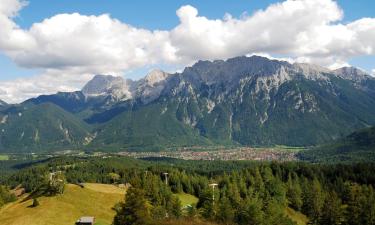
[{"left": 75, "top": 216, "right": 95, "bottom": 225}]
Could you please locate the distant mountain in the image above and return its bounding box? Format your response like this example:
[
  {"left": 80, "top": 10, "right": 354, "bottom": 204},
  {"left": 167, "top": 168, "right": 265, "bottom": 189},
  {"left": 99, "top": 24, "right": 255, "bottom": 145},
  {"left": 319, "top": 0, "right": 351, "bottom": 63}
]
[
  {"left": 82, "top": 74, "right": 133, "bottom": 101},
  {"left": 82, "top": 70, "right": 171, "bottom": 103},
  {"left": 0, "top": 103, "right": 92, "bottom": 152},
  {"left": 2, "top": 55, "right": 375, "bottom": 152},
  {"left": 0, "top": 100, "right": 7, "bottom": 109},
  {"left": 89, "top": 56, "right": 375, "bottom": 149},
  {"left": 298, "top": 126, "right": 375, "bottom": 163}
]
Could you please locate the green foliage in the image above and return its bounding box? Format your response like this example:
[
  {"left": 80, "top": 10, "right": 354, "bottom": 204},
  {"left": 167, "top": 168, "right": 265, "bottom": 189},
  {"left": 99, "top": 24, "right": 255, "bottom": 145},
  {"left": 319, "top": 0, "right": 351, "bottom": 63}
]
[
  {"left": 319, "top": 192, "right": 345, "bottom": 225},
  {"left": 3, "top": 156, "right": 375, "bottom": 225},
  {"left": 299, "top": 126, "right": 375, "bottom": 163},
  {"left": 0, "top": 185, "right": 16, "bottom": 207},
  {"left": 44, "top": 172, "right": 66, "bottom": 196},
  {"left": 287, "top": 174, "right": 303, "bottom": 211},
  {"left": 113, "top": 187, "right": 151, "bottom": 225},
  {"left": 89, "top": 102, "right": 213, "bottom": 151},
  {"left": 2, "top": 58, "right": 375, "bottom": 152},
  {"left": 0, "top": 103, "right": 91, "bottom": 152}
]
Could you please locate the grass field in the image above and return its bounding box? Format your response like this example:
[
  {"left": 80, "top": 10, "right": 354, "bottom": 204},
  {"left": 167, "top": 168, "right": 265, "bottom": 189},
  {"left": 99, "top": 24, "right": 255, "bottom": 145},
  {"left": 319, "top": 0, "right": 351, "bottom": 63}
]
[
  {"left": 273, "top": 145, "right": 307, "bottom": 152},
  {"left": 0, "top": 183, "right": 126, "bottom": 225},
  {"left": 286, "top": 207, "right": 308, "bottom": 225},
  {"left": 0, "top": 154, "right": 9, "bottom": 160},
  {"left": 175, "top": 193, "right": 199, "bottom": 207}
]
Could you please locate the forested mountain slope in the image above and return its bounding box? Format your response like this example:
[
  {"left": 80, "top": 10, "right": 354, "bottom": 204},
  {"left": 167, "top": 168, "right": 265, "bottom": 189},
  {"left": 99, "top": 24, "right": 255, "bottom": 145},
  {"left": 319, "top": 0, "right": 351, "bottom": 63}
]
[{"left": 1, "top": 55, "right": 375, "bottom": 152}]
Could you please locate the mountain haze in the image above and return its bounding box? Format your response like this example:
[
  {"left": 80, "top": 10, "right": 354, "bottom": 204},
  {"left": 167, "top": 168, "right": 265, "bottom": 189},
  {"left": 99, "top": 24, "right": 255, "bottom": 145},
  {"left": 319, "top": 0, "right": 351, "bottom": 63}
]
[{"left": 1, "top": 55, "right": 375, "bottom": 152}]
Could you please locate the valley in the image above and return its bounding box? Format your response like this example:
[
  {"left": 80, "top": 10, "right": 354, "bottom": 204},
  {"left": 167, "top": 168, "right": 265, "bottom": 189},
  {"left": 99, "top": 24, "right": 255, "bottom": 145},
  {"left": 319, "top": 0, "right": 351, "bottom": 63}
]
[
  {"left": 118, "top": 146, "right": 300, "bottom": 161},
  {"left": 0, "top": 1, "right": 374, "bottom": 224}
]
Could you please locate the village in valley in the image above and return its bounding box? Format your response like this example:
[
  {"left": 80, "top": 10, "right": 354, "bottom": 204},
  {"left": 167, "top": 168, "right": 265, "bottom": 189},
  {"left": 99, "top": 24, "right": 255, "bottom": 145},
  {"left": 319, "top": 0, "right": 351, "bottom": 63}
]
[{"left": 117, "top": 146, "right": 300, "bottom": 161}]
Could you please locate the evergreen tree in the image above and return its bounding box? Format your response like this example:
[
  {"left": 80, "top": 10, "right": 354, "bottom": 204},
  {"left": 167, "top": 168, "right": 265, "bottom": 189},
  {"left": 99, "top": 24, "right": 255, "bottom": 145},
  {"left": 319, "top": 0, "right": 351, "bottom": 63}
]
[
  {"left": 216, "top": 196, "right": 235, "bottom": 224},
  {"left": 319, "top": 192, "right": 345, "bottom": 225},
  {"left": 345, "top": 183, "right": 364, "bottom": 225},
  {"left": 113, "top": 187, "right": 151, "bottom": 225},
  {"left": 169, "top": 196, "right": 182, "bottom": 219},
  {"left": 303, "top": 179, "right": 324, "bottom": 225},
  {"left": 236, "top": 197, "right": 264, "bottom": 225},
  {"left": 287, "top": 174, "right": 303, "bottom": 211}
]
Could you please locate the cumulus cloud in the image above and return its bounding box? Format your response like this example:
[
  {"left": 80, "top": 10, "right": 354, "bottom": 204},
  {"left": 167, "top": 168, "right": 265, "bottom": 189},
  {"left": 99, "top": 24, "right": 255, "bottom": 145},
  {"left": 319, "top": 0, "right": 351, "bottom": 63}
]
[
  {"left": 0, "top": 0, "right": 375, "bottom": 102},
  {"left": 4, "top": 12, "right": 178, "bottom": 72},
  {"left": 169, "top": 1, "right": 374, "bottom": 66},
  {"left": 0, "top": 70, "right": 94, "bottom": 103}
]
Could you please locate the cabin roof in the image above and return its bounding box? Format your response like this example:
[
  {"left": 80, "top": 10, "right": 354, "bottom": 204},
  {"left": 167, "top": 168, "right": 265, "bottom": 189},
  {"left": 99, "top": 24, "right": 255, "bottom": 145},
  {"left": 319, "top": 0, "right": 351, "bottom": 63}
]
[{"left": 77, "top": 216, "right": 95, "bottom": 223}]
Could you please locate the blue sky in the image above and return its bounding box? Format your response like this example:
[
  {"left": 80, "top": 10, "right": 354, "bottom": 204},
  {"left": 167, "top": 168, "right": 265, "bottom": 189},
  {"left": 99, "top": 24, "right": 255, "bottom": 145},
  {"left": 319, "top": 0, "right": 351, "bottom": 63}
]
[
  {"left": 13, "top": 0, "right": 375, "bottom": 29},
  {"left": 0, "top": 0, "right": 374, "bottom": 103}
]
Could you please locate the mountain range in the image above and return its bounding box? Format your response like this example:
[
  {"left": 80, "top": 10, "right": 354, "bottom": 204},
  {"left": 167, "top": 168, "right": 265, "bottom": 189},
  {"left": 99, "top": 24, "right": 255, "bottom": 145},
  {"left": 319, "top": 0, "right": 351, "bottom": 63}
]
[{"left": 1, "top": 55, "right": 375, "bottom": 152}]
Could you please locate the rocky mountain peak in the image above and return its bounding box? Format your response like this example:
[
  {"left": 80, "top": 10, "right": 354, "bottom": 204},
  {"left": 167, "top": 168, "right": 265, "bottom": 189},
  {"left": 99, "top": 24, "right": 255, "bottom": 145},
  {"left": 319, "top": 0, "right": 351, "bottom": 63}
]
[
  {"left": 81, "top": 70, "right": 171, "bottom": 103},
  {"left": 0, "top": 99, "right": 7, "bottom": 106},
  {"left": 82, "top": 75, "right": 125, "bottom": 96},
  {"left": 81, "top": 75, "right": 132, "bottom": 100},
  {"left": 333, "top": 67, "right": 369, "bottom": 81},
  {"left": 182, "top": 55, "right": 291, "bottom": 86},
  {"left": 293, "top": 63, "right": 329, "bottom": 72},
  {"left": 144, "top": 69, "right": 169, "bottom": 86}
]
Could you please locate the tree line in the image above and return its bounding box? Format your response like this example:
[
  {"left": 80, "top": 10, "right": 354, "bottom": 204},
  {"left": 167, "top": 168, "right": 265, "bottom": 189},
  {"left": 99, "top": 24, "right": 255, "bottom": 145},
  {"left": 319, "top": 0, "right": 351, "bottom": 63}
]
[{"left": 1, "top": 156, "right": 375, "bottom": 224}]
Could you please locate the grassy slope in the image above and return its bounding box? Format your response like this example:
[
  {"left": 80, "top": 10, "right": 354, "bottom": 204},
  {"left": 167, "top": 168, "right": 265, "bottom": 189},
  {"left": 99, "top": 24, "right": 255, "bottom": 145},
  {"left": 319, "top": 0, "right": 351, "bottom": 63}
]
[
  {"left": 0, "top": 154, "right": 9, "bottom": 160},
  {"left": 0, "top": 183, "right": 126, "bottom": 225},
  {"left": 286, "top": 207, "right": 308, "bottom": 225},
  {"left": 174, "top": 193, "right": 199, "bottom": 207}
]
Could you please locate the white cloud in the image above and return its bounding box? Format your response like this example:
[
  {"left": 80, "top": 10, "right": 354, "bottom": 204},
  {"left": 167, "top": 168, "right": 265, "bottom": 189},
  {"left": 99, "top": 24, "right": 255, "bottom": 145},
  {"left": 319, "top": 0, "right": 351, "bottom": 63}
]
[
  {"left": 0, "top": 0, "right": 375, "bottom": 103},
  {"left": 6, "top": 13, "right": 177, "bottom": 72},
  {"left": 169, "top": 1, "right": 374, "bottom": 66},
  {"left": 0, "top": 70, "right": 94, "bottom": 103},
  {"left": 246, "top": 52, "right": 295, "bottom": 64}
]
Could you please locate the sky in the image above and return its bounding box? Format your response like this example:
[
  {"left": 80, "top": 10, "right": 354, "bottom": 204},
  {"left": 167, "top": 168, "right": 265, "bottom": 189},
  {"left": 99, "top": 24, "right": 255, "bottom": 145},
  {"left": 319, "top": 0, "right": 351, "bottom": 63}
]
[{"left": 0, "top": 0, "right": 374, "bottom": 103}]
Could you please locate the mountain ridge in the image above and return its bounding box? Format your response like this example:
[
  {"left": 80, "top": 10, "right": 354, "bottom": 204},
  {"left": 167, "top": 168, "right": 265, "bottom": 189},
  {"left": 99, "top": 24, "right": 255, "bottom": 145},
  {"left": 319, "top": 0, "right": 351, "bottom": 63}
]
[
  {"left": 298, "top": 126, "right": 375, "bottom": 162},
  {"left": 1, "top": 55, "right": 375, "bottom": 152},
  {"left": 0, "top": 103, "right": 91, "bottom": 152}
]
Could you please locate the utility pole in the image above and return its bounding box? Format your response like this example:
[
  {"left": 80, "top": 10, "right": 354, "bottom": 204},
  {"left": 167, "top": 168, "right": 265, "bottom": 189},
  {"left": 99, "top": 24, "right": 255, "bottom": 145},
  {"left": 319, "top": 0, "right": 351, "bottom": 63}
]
[
  {"left": 209, "top": 183, "right": 218, "bottom": 205},
  {"left": 163, "top": 172, "right": 170, "bottom": 219},
  {"left": 163, "top": 172, "right": 169, "bottom": 185}
]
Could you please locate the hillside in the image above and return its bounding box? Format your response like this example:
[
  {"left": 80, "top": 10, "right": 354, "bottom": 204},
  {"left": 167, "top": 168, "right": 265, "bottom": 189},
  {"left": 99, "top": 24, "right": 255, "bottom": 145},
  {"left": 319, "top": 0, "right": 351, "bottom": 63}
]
[
  {"left": 298, "top": 126, "right": 375, "bottom": 162},
  {"left": 90, "top": 56, "right": 375, "bottom": 149},
  {"left": 2, "top": 55, "right": 375, "bottom": 152},
  {"left": 90, "top": 102, "right": 214, "bottom": 151},
  {"left": 4, "top": 156, "right": 373, "bottom": 225},
  {"left": 0, "top": 183, "right": 126, "bottom": 225},
  {"left": 0, "top": 103, "right": 92, "bottom": 152}
]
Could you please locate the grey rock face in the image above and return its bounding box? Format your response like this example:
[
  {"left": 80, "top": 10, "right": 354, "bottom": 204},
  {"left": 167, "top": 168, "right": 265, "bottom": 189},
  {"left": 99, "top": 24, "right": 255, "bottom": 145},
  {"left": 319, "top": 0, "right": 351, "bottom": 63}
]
[{"left": 82, "top": 75, "right": 133, "bottom": 100}]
